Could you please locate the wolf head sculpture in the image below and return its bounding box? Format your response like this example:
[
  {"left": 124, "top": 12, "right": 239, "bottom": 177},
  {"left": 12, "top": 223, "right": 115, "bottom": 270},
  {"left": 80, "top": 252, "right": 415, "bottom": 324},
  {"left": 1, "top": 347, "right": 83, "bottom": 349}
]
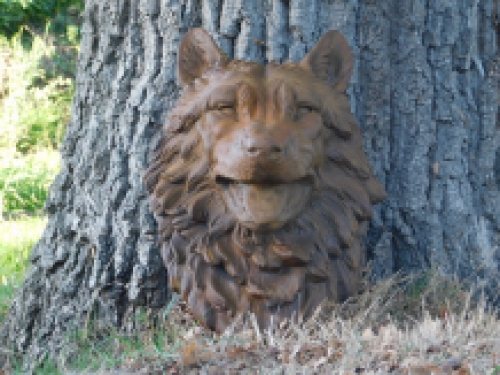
[{"left": 144, "top": 28, "right": 386, "bottom": 332}]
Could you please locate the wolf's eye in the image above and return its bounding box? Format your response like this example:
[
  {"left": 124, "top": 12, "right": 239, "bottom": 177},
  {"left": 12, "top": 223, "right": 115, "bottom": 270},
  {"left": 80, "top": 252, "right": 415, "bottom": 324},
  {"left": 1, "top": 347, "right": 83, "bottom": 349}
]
[
  {"left": 210, "top": 103, "right": 235, "bottom": 116},
  {"left": 297, "top": 105, "right": 319, "bottom": 119}
]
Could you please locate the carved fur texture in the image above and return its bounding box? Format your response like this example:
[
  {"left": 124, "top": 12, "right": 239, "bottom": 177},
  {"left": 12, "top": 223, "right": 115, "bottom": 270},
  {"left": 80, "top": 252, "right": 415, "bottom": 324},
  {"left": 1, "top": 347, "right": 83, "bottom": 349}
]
[{"left": 144, "top": 28, "right": 386, "bottom": 332}]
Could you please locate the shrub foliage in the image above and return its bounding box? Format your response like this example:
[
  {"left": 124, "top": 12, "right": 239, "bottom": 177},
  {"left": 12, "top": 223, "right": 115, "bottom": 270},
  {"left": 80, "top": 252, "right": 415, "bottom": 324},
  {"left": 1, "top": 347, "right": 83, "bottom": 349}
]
[{"left": 0, "top": 0, "right": 83, "bottom": 36}]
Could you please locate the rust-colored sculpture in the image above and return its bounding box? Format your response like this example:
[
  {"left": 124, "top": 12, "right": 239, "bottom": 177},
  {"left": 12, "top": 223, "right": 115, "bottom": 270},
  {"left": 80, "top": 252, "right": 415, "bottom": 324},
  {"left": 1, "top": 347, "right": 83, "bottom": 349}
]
[{"left": 144, "top": 28, "right": 386, "bottom": 332}]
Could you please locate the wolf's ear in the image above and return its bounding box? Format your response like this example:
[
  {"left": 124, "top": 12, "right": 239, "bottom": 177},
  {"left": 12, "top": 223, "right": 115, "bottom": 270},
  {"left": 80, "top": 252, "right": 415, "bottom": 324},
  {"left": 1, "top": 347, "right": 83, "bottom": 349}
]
[
  {"left": 177, "top": 28, "right": 229, "bottom": 86},
  {"left": 299, "top": 30, "right": 353, "bottom": 92}
]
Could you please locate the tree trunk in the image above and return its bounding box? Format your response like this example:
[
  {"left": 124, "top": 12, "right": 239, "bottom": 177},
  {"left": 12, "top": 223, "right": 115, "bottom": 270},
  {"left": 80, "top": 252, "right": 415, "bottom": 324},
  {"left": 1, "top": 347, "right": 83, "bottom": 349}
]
[{"left": 1, "top": 0, "right": 498, "bottom": 365}]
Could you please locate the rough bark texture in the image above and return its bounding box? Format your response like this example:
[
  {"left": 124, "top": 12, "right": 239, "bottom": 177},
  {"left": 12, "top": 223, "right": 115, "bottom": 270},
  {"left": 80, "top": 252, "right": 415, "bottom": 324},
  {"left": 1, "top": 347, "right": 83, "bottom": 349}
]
[{"left": 1, "top": 0, "right": 498, "bottom": 366}]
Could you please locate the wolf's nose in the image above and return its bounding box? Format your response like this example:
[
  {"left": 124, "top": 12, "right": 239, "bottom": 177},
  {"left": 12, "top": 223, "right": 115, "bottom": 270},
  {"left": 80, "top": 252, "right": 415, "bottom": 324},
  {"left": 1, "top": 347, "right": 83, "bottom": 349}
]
[{"left": 243, "top": 137, "right": 283, "bottom": 158}]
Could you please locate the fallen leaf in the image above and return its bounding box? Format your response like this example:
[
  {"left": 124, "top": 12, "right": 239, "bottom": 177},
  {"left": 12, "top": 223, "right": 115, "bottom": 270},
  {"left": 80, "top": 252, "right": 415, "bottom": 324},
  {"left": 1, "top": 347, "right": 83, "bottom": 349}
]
[
  {"left": 226, "top": 346, "right": 249, "bottom": 359},
  {"left": 328, "top": 350, "right": 344, "bottom": 363},
  {"left": 280, "top": 350, "right": 290, "bottom": 363},
  {"left": 403, "top": 365, "right": 444, "bottom": 374},
  {"left": 439, "top": 306, "right": 450, "bottom": 320},
  {"left": 381, "top": 349, "right": 398, "bottom": 361},
  {"left": 181, "top": 342, "right": 197, "bottom": 366}
]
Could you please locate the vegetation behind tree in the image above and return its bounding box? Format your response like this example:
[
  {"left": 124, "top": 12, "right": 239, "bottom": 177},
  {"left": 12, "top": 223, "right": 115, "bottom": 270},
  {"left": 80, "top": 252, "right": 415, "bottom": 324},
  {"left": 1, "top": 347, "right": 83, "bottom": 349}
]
[
  {"left": 0, "top": 0, "right": 83, "bottom": 324},
  {"left": 0, "top": 0, "right": 83, "bottom": 36}
]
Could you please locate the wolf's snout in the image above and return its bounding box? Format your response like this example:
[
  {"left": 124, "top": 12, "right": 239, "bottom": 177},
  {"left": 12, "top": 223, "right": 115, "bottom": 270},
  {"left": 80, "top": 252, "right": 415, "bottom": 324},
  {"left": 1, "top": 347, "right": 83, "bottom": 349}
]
[{"left": 243, "top": 136, "right": 284, "bottom": 159}]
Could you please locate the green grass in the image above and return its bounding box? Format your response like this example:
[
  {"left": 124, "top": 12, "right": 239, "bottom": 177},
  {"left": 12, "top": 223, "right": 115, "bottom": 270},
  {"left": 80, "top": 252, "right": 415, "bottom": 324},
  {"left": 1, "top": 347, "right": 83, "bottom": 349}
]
[
  {"left": 0, "top": 151, "right": 59, "bottom": 323},
  {"left": 26, "top": 296, "right": 189, "bottom": 374},
  {"left": 0, "top": 215, "right": 46, "bottom": 321},
  {"left": 0, "top": 150, "right": 60, "bottom": 214}
]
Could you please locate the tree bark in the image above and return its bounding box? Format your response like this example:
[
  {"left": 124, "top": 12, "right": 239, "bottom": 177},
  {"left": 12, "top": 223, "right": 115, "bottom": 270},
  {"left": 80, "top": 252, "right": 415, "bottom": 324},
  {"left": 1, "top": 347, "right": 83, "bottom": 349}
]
[{"left": 1, "top": 0, "right": 498, "bottom": 366}]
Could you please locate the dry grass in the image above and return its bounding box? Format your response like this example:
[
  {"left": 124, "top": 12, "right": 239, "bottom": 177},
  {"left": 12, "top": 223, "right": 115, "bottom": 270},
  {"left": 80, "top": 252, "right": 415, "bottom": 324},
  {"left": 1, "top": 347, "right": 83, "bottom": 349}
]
[{"left": 14, "top": 271, "right": 499, "bottom": 375}]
